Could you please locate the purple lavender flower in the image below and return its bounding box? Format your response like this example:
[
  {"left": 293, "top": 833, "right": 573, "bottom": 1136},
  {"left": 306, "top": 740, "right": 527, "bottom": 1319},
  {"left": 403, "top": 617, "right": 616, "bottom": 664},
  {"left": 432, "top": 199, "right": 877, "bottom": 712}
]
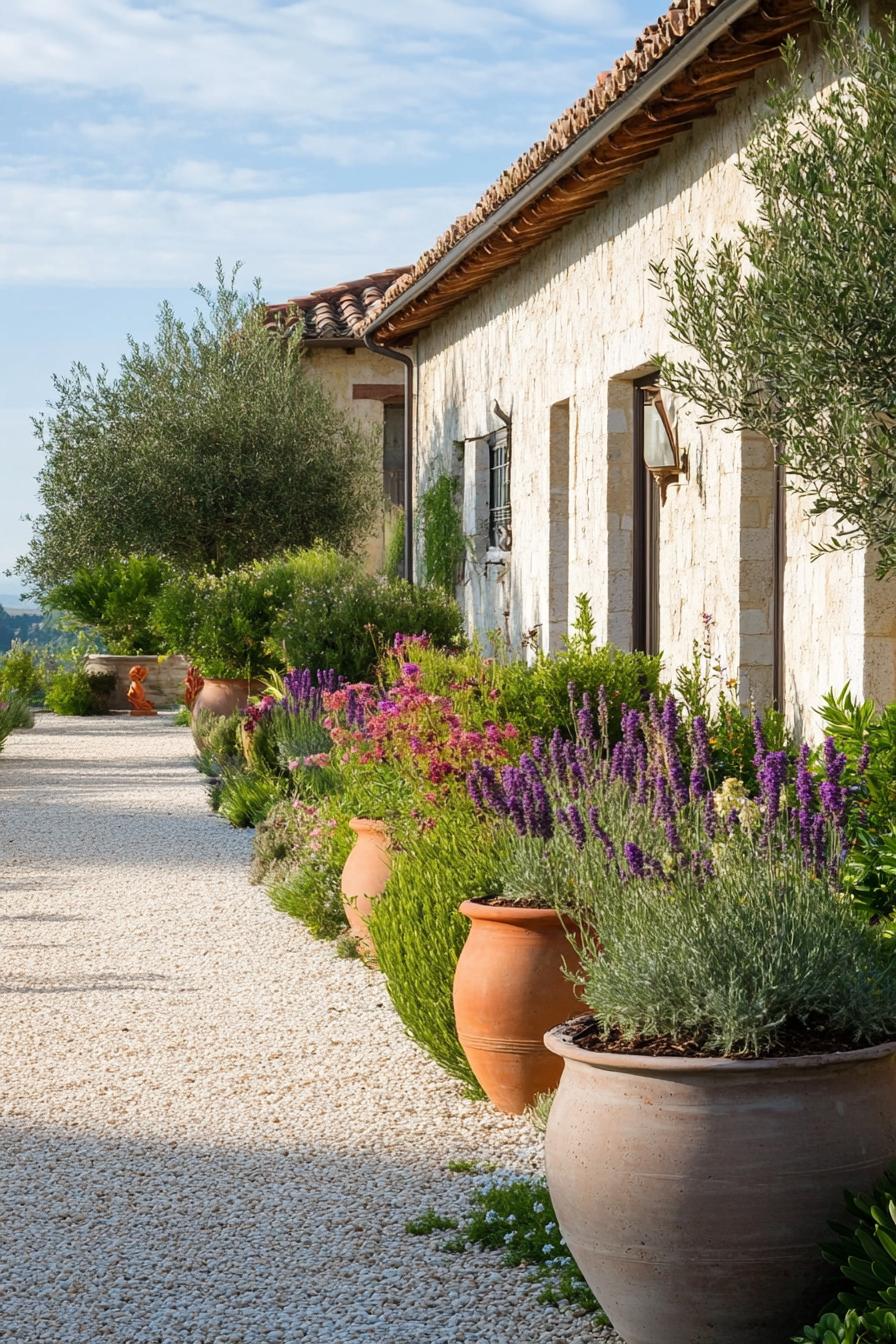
[
  {"left": 531, "top": 735, "right": 546, "bottom": 763},
  {"left": 561, "top": 804, "right": 587, "bottom": 851},
  {"left": 467, "top": 772, "right": 484, "bottom": 809},
  {"left": 550, "top": 729, "right": 568, "bottom": 786},
  {"left": 858, "top": 742, "right": 871, "bottom": 776},
  {"left": 726, "top": 809, "right": 741, "bottom": 834},
  {"left": 597, "top": 685, "right": 609, "bottom": 743},
  {"left": 667, "top": 741, "right": 690, "bottom": 808},
  {"left": 703, "top": 793, "right": 717, "bottom": 839},
  {"left": 752, "top": 714, "right": 767, "bottom": 773},
  {"left": 474, "top": 764, "right": 508, "bottom": 816},
  {"left": 587, "top": 807, "right": 616, "bottom": 863},
  {"left": 758, "top": 750, "right": 788, "bottom": 831},
  {"left": 609, "top": 741, "right": 624, "bottom": 782},
  {"left": 689, "top": 766, "right": 708, "bottom": 800},
  {"left": 691, "top": 716, "right": 711, "bottom": 773},
  {"left": 665, "top": 820, "right": 683, "bottom": 854},
  {"left": 624, "top": 842, "right": 646, "bottom": 877},
  {"left": 653, "top": 774, "right": 674, "bottom": 824}
]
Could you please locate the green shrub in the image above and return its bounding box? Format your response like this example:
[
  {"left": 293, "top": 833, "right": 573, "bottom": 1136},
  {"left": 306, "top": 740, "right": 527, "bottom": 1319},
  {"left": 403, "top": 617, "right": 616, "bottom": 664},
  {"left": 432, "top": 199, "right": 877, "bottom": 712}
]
[
  {"left": 419, "top": 473, "right": 464, "bottom": 593},
  {"left": 794, "top": 1310, "right": 896, "bottom": 1343},
  {"left": 0, "top": 692, "right": 35, "bottom": 747},
  {"left": 0, "top": 641, "right": 44, "bottom": 702},
  {"left": 152, "top": 545, "right": 462, "bottom": 683},
  {"left": 498, "top": 596, "right": 661, "bottom": 743},
  {"left": 46, "top": 554, "right": 175, "bottom": 654},
  {"left": 216, "top": 769, "right": 287, "bottom": 828},
  {"left": 86, "top": 669, "right": 117, "bottom": 714},
  {"left": 266, "top": 802, "right": 353, "bottom": 941},
  {"left": 269, "top": 559, "right": 463, "bottom": 682},
  {"left": 45, "top": 668, "right": 94, "bottom": 716},
  {"left": 153, "top": 552, "right": 313, "bottom": 680},
  {"left": 818, "top": 687, "right": 896, "bottom": 918},
  {"left": 191, "top": 709, "right": 242, "bottom": 776},
  {"left": 369, "top": 806, "right": 503, "bottom": 1092}
]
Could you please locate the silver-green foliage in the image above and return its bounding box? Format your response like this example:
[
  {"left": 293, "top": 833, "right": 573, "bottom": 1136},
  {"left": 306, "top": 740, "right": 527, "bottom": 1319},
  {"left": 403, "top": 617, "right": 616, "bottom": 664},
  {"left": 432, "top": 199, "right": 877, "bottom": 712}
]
[
  {"left": 570, "top": 833, "right": 896, "bottom": 1056},
  {"left": 0, "top": 692, "right": 34, "bottom": 748},
  {"left": 651, "top": 2, "right": 896, "bottom": 573}
]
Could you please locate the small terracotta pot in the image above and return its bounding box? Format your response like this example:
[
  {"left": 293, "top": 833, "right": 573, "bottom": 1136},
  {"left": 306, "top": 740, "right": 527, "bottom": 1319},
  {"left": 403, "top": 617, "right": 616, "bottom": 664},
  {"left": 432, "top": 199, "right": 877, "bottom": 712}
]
[
  {"left": 340, "top": 819, "right": 391, "bottom": 960},
  {"left": 453, "top": 901, "right": 582, "bottom": 1114},
  {"left": 191, "top": 677, "right": 259, "bottom": 719},
  {"left": 543, "top": 1026, "right": 896, "bottom": 1344}
]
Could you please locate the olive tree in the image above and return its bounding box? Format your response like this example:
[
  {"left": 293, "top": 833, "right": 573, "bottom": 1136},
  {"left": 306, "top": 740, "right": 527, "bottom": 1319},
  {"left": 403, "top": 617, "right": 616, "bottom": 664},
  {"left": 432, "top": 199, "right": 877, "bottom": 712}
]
[
  {"left": 19, "top": 262, "right": 380, "bottom": 591},
  {"left": 651, "top": 2, "right": 896, "bottom": 574}
]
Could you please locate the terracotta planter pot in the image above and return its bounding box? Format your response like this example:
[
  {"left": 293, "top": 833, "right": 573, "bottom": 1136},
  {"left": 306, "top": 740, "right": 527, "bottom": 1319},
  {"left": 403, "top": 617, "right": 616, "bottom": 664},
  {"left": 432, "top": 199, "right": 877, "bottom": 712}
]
[
  {"left": 453, "top": 901, "right": 582, "bottom": 1114},
  {"left": 543, "top": 1027, "right": 896, "bottom": 1344},
  {"left": 340, "top": 819, "right": 391, "bottom": 960},
  {"left": 191, "top": 677, "right": 259, "bottom": 719}
]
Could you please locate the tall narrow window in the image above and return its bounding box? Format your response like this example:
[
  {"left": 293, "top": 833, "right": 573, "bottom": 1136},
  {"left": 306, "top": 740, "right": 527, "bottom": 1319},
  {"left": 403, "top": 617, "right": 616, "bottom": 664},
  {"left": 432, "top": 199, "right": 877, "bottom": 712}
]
[
  {"left": 488, "top": 426, "right": 511, "bottom": 552},
  {"left": 633, "top": 376, "right": 660, "bottom": 655},
  {"left": 382, "top": 402, "right": 405, "bottom": 507}
]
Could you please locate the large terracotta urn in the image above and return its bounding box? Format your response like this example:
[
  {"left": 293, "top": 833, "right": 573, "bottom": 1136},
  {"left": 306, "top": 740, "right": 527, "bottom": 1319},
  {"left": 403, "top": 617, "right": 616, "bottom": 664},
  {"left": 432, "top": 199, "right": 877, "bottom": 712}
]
[
  {"left": 191, "top": 677, "right": 259, "bottom": 719},
  {"left": 543, "top": 1026, "right": 896, "bottom": 1344},
  {"left": 340, "top": 819, "right": 391, "bottom": 961},
  {"left": 453, "top": 901, "right": 582, "bottom": 1114}
]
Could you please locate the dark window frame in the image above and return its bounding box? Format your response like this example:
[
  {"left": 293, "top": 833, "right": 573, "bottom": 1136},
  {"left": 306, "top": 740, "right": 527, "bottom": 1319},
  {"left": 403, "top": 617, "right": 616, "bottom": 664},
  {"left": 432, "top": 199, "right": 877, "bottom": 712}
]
[{"left": 487, "top": 425, "right": 512, "bottom": 552}]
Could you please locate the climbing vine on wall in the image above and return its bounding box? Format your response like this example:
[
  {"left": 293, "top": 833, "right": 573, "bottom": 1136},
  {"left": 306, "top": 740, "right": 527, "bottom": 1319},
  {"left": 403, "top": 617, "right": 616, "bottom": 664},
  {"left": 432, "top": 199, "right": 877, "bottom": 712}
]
[{"left": 419, "top": 474, "right": 465, "bottom": 594}]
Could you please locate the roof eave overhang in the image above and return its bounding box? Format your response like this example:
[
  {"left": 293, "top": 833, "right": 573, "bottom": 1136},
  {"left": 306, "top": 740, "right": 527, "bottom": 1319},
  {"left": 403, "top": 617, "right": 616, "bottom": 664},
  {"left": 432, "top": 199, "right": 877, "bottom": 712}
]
[{"left": 365, "top": 0, "right": 815, "bottom": 344}]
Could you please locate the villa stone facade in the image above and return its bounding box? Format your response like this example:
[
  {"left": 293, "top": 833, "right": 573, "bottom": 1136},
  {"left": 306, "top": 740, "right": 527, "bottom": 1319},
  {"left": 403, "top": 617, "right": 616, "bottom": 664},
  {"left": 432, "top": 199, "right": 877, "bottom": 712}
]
[{"left": 361, "top": 0, "right": 896, "bottom": 735}]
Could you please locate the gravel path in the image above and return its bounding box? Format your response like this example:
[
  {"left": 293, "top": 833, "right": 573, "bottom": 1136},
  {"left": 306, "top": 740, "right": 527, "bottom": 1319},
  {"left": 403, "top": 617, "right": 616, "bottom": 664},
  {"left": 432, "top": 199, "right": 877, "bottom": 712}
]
[{"left": 0, "top": 715, "right": 616, "bottom": 1344}]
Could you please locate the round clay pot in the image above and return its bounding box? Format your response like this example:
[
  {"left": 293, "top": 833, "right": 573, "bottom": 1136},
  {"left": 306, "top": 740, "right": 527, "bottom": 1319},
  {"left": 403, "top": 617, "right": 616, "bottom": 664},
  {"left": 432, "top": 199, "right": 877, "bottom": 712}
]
[
  {"left": 191, "top": 677, "right": 259, "bottom": 719},
  {"left": 340, "top": 819, "right": 391, "bottom": 960},
  {"left": 543, "top": 1027, "right": 896, "bottom": 1344},
  {"left": 453, "top": 901, "right": 582, "bottom": 1114}
]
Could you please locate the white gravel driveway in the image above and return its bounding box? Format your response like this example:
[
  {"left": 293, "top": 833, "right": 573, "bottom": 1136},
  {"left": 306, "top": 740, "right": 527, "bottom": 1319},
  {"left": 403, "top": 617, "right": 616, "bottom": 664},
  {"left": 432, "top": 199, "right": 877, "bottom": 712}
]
[{"left": 0, "top": 715, "right": 611, "bottom": 1344}]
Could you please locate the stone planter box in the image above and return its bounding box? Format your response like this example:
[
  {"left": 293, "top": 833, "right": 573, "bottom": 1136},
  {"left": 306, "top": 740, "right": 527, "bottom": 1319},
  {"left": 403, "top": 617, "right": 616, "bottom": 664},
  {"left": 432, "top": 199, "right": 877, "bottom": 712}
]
[{"left": 83, "top": 654, "right": 189, "bottom": 710}]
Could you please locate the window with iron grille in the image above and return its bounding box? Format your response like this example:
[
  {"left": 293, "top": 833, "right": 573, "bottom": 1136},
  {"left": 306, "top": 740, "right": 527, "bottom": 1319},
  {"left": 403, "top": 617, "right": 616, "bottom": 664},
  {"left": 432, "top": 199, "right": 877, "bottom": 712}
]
[{"left": 488, "top": 427, "right": 511, "bottom": 551}]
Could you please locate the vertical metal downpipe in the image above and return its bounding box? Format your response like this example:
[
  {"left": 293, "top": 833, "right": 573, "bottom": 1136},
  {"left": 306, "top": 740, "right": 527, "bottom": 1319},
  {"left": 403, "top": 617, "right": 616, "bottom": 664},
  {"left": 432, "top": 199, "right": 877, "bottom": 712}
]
[{"left": 363, "top": 332, "right": 414, "bottom": 585}]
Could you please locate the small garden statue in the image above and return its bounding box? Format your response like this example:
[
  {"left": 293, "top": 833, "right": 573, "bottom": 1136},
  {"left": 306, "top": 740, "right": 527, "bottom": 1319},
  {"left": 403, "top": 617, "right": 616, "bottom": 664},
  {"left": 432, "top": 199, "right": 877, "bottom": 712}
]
[
  {"left": 183, "top": 665, "right": 204, "bottom": 711},
  {"left": 127, "top": 665, "right": 157, "bottom": 717}
]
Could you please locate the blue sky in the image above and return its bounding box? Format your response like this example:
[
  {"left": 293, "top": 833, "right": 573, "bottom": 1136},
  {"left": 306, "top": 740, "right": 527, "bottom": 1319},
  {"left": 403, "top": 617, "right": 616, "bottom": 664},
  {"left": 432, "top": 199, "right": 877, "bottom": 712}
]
[{"left": 0, "top": 0, "right": 663, "bottom": 588}]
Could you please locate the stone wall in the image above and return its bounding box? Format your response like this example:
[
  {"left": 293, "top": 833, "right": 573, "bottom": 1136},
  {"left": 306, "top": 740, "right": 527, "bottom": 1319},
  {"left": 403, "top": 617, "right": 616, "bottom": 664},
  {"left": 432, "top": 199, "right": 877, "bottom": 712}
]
[{"left": 408, "top": 43, "right": 896, "bottom": 733}]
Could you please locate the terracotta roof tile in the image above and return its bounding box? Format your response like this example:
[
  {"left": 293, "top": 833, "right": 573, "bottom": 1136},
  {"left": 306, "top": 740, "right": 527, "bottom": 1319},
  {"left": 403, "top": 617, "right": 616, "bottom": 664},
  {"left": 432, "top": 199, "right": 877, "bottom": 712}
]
[
  {"left": 265, "top": 267, "right": 411, "bottom": 342},
  {"left": 361, "top": 0, "right": 815, "bottom": 341}
]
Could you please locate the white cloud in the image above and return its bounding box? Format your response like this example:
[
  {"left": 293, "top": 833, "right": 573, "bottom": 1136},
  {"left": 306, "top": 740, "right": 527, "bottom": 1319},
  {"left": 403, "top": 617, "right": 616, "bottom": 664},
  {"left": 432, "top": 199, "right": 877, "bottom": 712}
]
[{"left": 0, "top": 178, "right": 476, "bottom": 292}]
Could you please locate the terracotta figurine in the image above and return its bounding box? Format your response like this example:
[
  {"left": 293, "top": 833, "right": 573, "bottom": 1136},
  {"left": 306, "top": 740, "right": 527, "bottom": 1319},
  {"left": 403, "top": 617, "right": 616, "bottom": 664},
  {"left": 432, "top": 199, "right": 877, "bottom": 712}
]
[
  {"left": 127, "top": 665, "right": 157, "bottom": 717},
  {"left": 183, "top": 665, "right": 204, "bottom": 710}
]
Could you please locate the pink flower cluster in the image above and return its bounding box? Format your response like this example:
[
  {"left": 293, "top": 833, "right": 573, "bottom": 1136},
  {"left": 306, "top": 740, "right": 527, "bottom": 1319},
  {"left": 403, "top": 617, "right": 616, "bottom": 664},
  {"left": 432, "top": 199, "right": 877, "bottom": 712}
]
[{"left": 323, "top": 662, "right": 519, "bottom": 803}]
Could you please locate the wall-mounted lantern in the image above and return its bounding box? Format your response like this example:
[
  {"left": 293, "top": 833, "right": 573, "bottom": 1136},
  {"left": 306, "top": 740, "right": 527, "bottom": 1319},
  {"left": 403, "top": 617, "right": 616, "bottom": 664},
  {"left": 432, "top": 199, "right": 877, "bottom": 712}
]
[{"left": 641, "top": 384, "right": 687, "bottom": 504}]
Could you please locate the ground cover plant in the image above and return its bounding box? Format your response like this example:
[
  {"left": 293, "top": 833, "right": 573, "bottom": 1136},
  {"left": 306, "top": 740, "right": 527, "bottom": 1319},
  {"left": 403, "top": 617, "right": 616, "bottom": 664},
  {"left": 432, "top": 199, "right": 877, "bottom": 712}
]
[{"left": 407, "top": 1171, "right": 604, "bottom": 1317}]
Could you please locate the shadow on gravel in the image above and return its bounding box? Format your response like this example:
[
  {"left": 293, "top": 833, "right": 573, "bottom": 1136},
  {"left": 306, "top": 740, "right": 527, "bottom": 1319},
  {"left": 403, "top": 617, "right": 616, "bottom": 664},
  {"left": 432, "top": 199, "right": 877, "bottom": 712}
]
[
  {"left": 0, "top": 1122, "right": 554, "bottom": 1344},
  {"left": 0, "top": 910, "right": 88, "bottom": 921},
  {"left": 0, "top": 971, "right": 172, "bottom": 995}
]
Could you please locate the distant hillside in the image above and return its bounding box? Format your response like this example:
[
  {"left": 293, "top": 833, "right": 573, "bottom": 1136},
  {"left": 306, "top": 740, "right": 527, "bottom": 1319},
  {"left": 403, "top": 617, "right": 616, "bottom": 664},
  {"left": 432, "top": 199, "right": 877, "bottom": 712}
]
[{"left": 0, "top": 593, "right": 40, "bottom": 614}]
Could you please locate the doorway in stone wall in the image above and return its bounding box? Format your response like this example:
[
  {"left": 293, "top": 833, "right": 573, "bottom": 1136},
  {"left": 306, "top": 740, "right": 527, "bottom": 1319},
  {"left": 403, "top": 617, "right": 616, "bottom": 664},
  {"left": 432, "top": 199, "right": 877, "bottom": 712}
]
[{"left": 632, "top": 375, "right": 661, "bottom": 656}]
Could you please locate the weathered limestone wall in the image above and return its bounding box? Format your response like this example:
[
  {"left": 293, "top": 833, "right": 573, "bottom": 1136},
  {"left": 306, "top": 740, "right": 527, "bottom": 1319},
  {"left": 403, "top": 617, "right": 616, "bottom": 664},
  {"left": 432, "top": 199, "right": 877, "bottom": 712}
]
[
  {"left": 410, "top": 45, "right": 896, "bottom": 730},
  {"left": 304, "top": 345, "right": 403, "bottom": 573}
]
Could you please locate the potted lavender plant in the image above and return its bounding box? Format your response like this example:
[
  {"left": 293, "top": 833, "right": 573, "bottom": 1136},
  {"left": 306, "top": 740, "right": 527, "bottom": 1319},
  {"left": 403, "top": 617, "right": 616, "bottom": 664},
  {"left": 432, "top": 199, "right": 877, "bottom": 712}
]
[{"left": 499, "top": 696, "right": 896, "bottom": 1344}]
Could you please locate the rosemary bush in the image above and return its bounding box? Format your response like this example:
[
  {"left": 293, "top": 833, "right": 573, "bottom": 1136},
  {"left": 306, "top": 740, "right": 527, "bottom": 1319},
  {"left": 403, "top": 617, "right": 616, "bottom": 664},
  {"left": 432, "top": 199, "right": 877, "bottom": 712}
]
[
  {"left": 0, "top": 692, "right": 34, "bottom": 746},
  {"left": 368, "top": 805, "right": 502, "bottom": 1091}
]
